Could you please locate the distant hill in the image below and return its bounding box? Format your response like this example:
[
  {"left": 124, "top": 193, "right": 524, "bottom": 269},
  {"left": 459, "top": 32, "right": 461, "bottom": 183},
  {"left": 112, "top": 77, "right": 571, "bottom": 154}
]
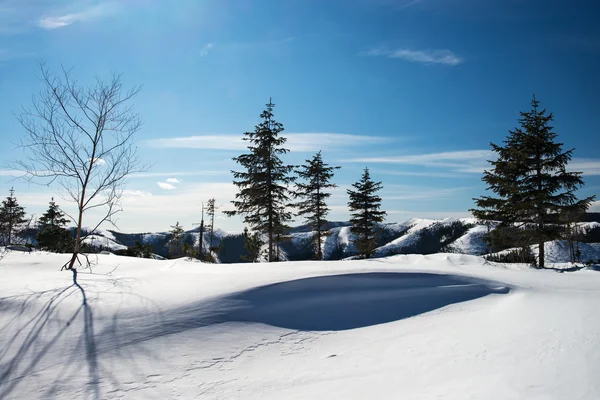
[{"left": 67, "top": 217, "right": 600, "bottom": 264}]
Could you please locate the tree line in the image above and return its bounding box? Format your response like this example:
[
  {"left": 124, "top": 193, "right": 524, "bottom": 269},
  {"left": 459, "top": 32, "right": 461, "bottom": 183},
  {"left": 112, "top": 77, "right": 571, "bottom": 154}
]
[
  {"left": 2, "top": 65, "right": 595, "bottom": 268},
  {"left": 164, "top": 100, "right": 386, "bottom": 262}
]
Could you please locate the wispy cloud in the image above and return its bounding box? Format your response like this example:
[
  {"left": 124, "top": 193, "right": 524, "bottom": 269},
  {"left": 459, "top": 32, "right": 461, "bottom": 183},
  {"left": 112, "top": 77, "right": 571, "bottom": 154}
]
[
  {"left": 200, "top": 43, "right": 213, "bottom": 57},
  {"left": 114, "top": 182, "right": 240, "bottom": 232},
  {"left": 360, "top": 48, "right": 462, "bottom": 66},
  {"left": 166, "top": 178, "right": 180, "bottom": 184},
  {"left": 157, "top": 182, "right": 177, "bottom": 190},
  {"left": 130, "top": 170, "right": 228, "bottom": 179},
  {"left": 568, "top": 158, "right": 600, "bottom": 176},
  {"left": 38, "top": 4, "right": 115, "bottom": 29},
  {"left": 0, "top": 169, "right": 26, "bottom": 177},
  {"left": 372, "top": 169, "right": 468, "bottom": 179},
  {"left": 142, "top": 133, "right": 392, "bottom": 153},
  {"left": 401, "top": 0, "right": 425, "bottom": 9},
  {"left": 384, "top": 186, "right": 473, "bottom": 201},
  {"left": 122, "top": 190, "right": 152, "bottom": 203},
  {"left": 345, "top": 150, "right": 492, "bottom": 173}
]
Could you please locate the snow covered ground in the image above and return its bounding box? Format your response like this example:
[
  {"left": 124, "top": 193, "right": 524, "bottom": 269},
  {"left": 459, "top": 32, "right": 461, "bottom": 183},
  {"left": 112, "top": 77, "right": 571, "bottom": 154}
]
[{"left": 1, "top": 250, "right": 599, "bottom": 399}]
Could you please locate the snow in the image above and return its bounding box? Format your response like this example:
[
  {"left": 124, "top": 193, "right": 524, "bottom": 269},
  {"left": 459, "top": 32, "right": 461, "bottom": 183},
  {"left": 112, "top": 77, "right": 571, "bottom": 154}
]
[
  {"left": 81, "top": 234, "right": 127, "bottom": 251},
  {"left": 1, "top": 251, "right": 599, "bottom": 399},
  {"left": 375, "top": 218, "right": 438, "bottom": 256},
  {"left": 533, "top": 240, "right": 600, "bottom": 263},
  {"left": 323, "top": 226, "right": 354, "bottom": 259},
  {"left": 449, "top": 223, "right": 491, "bottom": 255},
  {"left": 141, "top": 232, "right": 167, "bottom": 243}
]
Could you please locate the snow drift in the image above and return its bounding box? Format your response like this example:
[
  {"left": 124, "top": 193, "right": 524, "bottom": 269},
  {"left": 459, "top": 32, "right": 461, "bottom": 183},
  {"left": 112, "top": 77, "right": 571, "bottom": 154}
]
[{"left": 0, "top": 251, "right": 599, "bottom": 399}]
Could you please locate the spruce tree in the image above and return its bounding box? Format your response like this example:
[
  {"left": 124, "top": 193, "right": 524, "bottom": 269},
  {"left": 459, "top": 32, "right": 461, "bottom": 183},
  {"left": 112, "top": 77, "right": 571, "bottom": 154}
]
[
  {"left": 0, "top": 188, "right": 27, "bottom": 246},
  {"left": 293, "top": 151, "right": 341, "bottom": 260},
  {"left": 347, "top": 168, "right": 386, "bottom": 259},
  {"left": 36, "top": 197, "right": 73, "bottom": 252},
  {"left": 471, "top": 96, "right": 595, "bottom": 268},
  {"left": 167, "top": 222, "right": 185, "bottom": 258},
  {"left": 241, "top": 226, "right": 263, "bottom": 263},
  {"left": 225, "top": 99, "right": 295, "bottom": 262}
]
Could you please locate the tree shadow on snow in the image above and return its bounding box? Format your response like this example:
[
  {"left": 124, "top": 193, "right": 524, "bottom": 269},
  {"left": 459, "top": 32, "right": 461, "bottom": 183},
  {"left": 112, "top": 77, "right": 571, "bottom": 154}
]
[
  {"left": 0, "top": 269, "right": 110, "bottom": 400},
  {"left": 0, "top": 271, "right": 510, "bottom": 398},
  {"left": 219, "top": 273, "right": 510, "bottom": 331},
  {"left": 118, "top": 272, "right": 510, "bottom": 342}
]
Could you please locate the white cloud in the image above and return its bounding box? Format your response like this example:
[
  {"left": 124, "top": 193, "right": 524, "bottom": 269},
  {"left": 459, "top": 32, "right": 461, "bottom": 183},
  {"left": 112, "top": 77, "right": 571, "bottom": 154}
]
[
  {"left": 200, "top": 43, "right": 213, "bottom": 57},
  {"left": 112, "top": 182, "right": 241, "bottom": 233},
  {"left": 38, "top": 4, "right": 115, "bottom": 29},
  {"left": 384, "top": 186, "right": 473, "bottom": 201},
  {"left": 130, "top": 170, "right": 228, "bottom": 179},
  {"left": 142, "top": 133, "right": 392, "bottom": 153},
  {"left": 0, "top": 169, "right": 25, "bottom": 177},
  {"left": 91, "top": 157, "right": 106, "bottom": 166},
  {"left": 350, "top": 150, "right": 492, "bottom": 164},
  {"left": 353, "top": 151, "right": 600, "bottom": 177},
  {"left": 569, "top": 158, "right": 600, "bottom": 176},
  {"left": 361, "top": 48, "right": 462, "bottom": 66},
  {"left": 373, "top": 169, "right": 467, "bottom": 179},
  {"left": 345, "top": 150, "right": 492, "bottom": 173},
  {"left": 157, "top": 182, "right": 177, "bottom": 190},
  {"left": 122, "top": 190, "right": 152, "bottom": 204},
  {"left": 590, "top": 201, "right": 600, "bottom": 213},
  {"left": 166, "top": 178, "right": 180, "bottom": 184}
]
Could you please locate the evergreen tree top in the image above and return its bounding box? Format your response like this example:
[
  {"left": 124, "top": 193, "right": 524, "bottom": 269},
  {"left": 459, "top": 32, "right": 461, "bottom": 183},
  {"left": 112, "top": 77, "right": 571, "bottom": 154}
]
[
  {"left": 38, "top": 197, "right": 69, "bottom": 228},
  {"left": 348, "top": 168, "right": 384, "bottom": 198},
  {"left": 240, "top": 98, "right": 288, "bottom": 155},
  {"left": 0, "top": 187, "right": 26, "bottom": 218}
]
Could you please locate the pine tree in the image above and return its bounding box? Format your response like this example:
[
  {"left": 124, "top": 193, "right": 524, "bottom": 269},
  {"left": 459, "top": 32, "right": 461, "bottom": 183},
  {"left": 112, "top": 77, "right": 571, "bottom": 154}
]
[
  {"left": 347, "top": 168, "right": 386, "bottom": 259},
  {"left": 241, "top": 226, "right": 263, "bottom": 263},
  {"left": 167, "top": 222, "right": 185, "bottom": 258},
  {"left": 293, "top": 151, "right": 341, "bottom": 260},
  {"left": 127, "top": 241, "right": 153, "bottom": 258},
  {"left": 225, "top": 99, "right": 295, "bottom": 262},
  {"left": 36, "top": 197, "right": 73, "bottom": 252},
  {"left": 471, "top": 96, "right": 595, "bottom": 268},
  {"left": 0, "top": 188, "right": 27, "bottom": 246}
]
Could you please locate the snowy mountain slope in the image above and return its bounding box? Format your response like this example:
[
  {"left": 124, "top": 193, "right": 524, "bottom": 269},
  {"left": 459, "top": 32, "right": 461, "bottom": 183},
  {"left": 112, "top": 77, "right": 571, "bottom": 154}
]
[
  {"left": 81, "top": 234, "right": 127, "bottom": 252},
  {"left": 447, "top": 222, "right": 494, "bottom": 255},
  {"left": 63, "top": 217, "right": 600, "bottom": 263},
  {"left": 1, "top": 251, "right": 599, "bottom": 399},
  {"left": 374, "top": 218, "right": 446, "bottom": 257}
]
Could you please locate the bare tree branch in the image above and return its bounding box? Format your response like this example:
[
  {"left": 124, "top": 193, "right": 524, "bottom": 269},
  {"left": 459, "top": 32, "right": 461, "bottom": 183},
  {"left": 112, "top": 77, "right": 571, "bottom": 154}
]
[{"left": 11, "top": 62, "right": 147, "bottom": 270}]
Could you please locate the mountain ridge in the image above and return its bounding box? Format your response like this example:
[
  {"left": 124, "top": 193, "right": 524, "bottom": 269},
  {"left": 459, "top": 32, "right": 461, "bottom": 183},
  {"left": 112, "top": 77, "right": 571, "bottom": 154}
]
[{"left": 78, "top": 218, "right": 600, "bottom": 264}]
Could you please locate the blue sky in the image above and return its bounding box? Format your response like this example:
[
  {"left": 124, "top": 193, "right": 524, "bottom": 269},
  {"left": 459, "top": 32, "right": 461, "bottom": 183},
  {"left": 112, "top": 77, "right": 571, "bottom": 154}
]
[{"left": 1, "top": 0, "right": 599, "bottom": 233}]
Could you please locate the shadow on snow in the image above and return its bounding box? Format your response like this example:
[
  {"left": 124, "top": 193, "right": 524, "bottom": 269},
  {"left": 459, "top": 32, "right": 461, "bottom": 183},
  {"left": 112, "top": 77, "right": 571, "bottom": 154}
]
[
  {"left": 216, "top": 272, "right": 510, "bottom": 331},
  {"left": 117, "top": 272, "right": 511, "bottom": 343},
  {"left": 0, "top": 271, "right": 509, "bottom": 398}
]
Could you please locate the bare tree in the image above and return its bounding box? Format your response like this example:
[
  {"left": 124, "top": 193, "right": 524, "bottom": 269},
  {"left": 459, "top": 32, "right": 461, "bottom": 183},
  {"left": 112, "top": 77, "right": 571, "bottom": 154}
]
[{"left": 13, "top": 63, "right": 145, "bottom": 270}]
